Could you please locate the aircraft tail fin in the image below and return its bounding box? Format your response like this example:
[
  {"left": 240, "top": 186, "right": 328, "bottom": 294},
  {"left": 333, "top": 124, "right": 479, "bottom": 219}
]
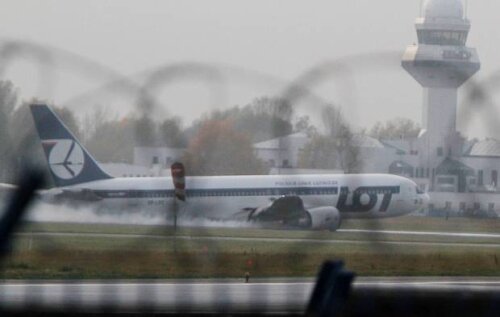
[{"left": 29, "top": 104, "right": 112, "bottom": 187}]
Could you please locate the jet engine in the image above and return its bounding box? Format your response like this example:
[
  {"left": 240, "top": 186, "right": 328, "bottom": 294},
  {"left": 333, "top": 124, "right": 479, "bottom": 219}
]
[
  {"left": 306, "top": 207, "right": 341, "bottom": 231},
  {"left": 242, "top": 196, "right": 341, "bottom": 231}
]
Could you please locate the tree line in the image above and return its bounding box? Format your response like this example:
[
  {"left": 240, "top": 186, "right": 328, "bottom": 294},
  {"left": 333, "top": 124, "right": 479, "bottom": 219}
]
[{"left": 0, "top": 80, "right": 420, "bottom": 181}]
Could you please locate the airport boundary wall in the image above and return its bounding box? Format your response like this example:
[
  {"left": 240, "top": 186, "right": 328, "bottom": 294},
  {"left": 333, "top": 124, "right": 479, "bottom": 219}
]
[{"left": 428, "top": 192, "right": 500, "bottom": 217}]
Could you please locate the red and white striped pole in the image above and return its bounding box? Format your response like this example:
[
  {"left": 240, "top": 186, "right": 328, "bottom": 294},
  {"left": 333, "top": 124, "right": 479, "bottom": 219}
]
[{"left": 170, "top": 162, "right": 186, "bottom": 202}]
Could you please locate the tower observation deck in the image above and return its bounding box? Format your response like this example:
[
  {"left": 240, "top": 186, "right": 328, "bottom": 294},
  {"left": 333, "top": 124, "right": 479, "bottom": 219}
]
[{"left": 402, "top": 0, "right": 480, "bottom": 170}]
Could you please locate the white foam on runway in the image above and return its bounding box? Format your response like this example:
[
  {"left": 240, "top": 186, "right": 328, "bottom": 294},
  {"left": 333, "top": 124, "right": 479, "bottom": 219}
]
[
  {"left": 21, "top": 201, "right": 255, "bottom": 229},
  {"left": 4, "top": 199, "right": 498, "bottom": 236}
]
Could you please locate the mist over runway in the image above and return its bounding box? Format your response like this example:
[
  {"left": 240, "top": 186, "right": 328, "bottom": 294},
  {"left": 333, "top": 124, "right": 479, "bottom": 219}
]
[
  {"left": 11, "top": 202, "right": 500, "bottom": 248},
  {"left": 21, "top": 201, "right": 256, "bottom": 229}
]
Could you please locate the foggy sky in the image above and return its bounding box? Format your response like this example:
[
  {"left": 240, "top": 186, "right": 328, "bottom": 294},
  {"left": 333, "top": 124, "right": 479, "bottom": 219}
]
[{"left": 1, "top": 0, "right": 499, "bottom": 138}]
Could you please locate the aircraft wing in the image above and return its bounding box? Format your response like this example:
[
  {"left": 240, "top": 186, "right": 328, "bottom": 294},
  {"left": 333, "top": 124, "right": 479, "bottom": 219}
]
[
  {"left": 230, "top": 195, "right": 341, "bottom": 231},
  {"left": 232, "top": 195, "right": 309, "bottom": 226}
]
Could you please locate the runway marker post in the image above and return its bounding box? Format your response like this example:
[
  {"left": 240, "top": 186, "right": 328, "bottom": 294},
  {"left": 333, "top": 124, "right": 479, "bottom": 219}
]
[
  {"left": 170, "top": 162, "right": 186, "bottom": 253},
  {"left": 170, "top": 162, "right": 186, "bottom": 230}
]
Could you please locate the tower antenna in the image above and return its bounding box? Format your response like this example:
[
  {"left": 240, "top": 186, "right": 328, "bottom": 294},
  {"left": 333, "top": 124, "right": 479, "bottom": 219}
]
[{"left": 464, "top": 0, "right": 468, "bottom": 19}]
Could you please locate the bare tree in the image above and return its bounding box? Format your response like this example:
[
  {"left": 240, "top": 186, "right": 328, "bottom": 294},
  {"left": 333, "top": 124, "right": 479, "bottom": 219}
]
[
  {"left": 187, "top": 96, "right": 294, "bottom": 143},
  {"left": 134, "top": 115, "right": 157, "bottom": 147},
  {"left": 86, "top": 116, "right": 136, "bottom": 163},
  {"left": 183, "top": 119, "right": 267, "bottom": 176},
  {"left": 81, "top": 106, "right": 115, "bottom": 143},
  {"left": 293, "top": 115, "right": 317, "bottom": 136},
  {"left": 370, "top": 117, "right": 420, "bottom": 140},
  {"left": 159, "top": 117, "right": 186, "bottom": 148},
  {"left": 299, "top": 105, "right": 361, "bottom": 173}
]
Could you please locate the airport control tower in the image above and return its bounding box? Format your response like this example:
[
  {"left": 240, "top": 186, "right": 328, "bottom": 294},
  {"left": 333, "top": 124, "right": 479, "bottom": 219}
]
[{"left": 402, "top": 0, "right": 480, "bottom": 170}]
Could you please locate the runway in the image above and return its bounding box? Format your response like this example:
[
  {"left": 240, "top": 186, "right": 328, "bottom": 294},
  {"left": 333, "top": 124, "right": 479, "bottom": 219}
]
[
  {"left": 15, "top": 229, "right": 500, "bottom": 249},
  {"left": 0, "top": 281, "right": 310, "bottom": 312},
  {"left": 339, "top": 229, "right": 500, "bottom": 239},
  {"left": 1, "top": 277, "right": 500, "bottom": 313}
]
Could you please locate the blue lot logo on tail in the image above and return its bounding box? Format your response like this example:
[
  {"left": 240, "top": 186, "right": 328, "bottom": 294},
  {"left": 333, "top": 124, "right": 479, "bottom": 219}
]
[{"left": 44, "top": 139, "right": 85, "bottom": 180}]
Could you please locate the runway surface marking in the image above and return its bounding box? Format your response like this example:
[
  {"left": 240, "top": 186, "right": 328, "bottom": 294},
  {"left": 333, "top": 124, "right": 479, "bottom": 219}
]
[
  {"left": 339, "top": 229, "right": 500, "bottom": 239},
  {"left": 15, "top": 231, "right": 500, "bottom": 248},
  {"left": 3, "top": 281, "right": 500, "bottom": 287}
]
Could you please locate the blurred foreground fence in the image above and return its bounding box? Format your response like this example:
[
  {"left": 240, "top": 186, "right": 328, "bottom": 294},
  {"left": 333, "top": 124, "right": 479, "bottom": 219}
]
[{"left": 1, "top": 39, "right": 500, "bottom": 316}]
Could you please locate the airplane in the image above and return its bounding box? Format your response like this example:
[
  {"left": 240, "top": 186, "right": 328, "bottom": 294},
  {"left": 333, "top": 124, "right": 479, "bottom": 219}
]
[{"left": 21, "top": 104, "right": 428, "bottom": 231}]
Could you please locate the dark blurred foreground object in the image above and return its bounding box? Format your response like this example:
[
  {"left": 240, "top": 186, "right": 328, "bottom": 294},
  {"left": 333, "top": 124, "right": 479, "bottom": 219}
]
[
  {"left": 0, "top": 169, "right": 44, "bottom": 260},
  {"left": 305, "top": 261, "right": 500, "bottom": 317},
  {"left": 306, "top": 261, "right": 355, "bottom": 317},
  {"left": 343, "top": 282, "right": 500, "bottom": 317}
]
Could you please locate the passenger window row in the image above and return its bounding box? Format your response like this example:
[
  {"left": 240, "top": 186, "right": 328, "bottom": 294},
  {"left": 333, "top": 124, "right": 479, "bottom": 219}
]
[{"left": 97, "top": 188, "right": 341, "bottom": 198}]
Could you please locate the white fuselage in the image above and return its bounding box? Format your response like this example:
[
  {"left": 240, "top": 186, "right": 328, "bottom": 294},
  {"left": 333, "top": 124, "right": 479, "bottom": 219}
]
[{"left": 41, "top": 174, "right": 427, "bottom": 220}]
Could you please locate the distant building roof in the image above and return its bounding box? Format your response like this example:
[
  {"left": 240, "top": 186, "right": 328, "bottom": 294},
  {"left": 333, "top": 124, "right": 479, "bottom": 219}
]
[
  {"left": 254, "top": 132, "right": 389, "bottom": 150},
  {"left": 436, "top": 158, "right": 474, "bottom": 176},
  {"left": 253, "top": 132, "right": 309, "bottom": 150},
  {"left": 352, "top": 134, "right": 385, "bottom": 149},
  {"left": 380, "top": 139, "right": 413, "bottom": 154},
  {"left": 269, "top": 168, "right": 344, "bottom": 175},
  {"left": 462, "top": 139, "right": 476, "bottom": 155},
  {"left": 101, "top": 162, "right": 154, "bottom": 177},
  {"left": 134, "top": 146, "right": 186, "bottom": 152},
  {"left": 388, "top": 160, "right": 415, "bottom": 177},
  {"left": 465, "top": 138, "right": 500, "bottom": 157}
]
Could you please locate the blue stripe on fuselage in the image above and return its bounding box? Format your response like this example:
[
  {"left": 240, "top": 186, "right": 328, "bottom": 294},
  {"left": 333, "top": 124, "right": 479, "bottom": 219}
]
[{"left": 90, "top": 186, "right": 400, "bottom": 199}]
